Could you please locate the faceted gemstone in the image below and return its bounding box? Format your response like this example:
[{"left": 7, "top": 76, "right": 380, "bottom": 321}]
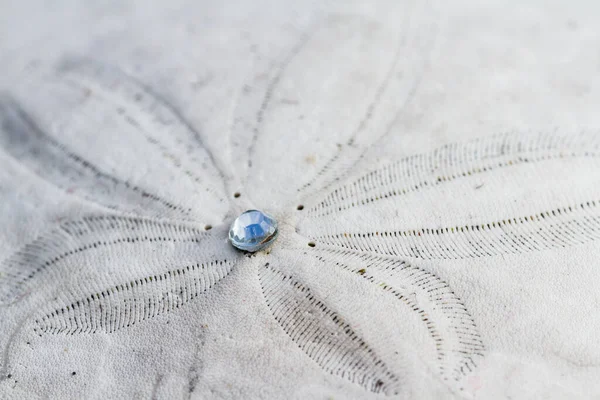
[{"left": 229, "top": 210, "right": 278, "bottom": 252}]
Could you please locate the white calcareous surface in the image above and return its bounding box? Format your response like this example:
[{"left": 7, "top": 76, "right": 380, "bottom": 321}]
[{"left": 1, "top": 0, "right": 600, "bottom": 399}]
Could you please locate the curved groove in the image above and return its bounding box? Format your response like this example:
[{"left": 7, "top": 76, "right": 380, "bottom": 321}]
[
  {"left": 309, "top": 199, "right": 600, "bottom": 259},
  {"left": 0, "top": 95, "right": 193, "bottom": 219},
  {"left": 308, "top": 132, "right": 600, "bottom": 217},
  {"left": 258, "top": 262, "right": 401, "bottom": 395},
  {"left": 58, "top": 58, "right": 229, "bottom": 205},
  {"left": 245, "top": 25, "right": 318, "bottom": 171},
  {"left": 34, "top": 258, "right": 235, "bottom": 335},
  {"left": 297, "top": 6, "right": 438, "bottom": 198},
  {"left": 0, "top": 215, "right": 214, "bottom": 305},
  {"left": 310, "top": 248, "right": 484, "bottom": 387}
]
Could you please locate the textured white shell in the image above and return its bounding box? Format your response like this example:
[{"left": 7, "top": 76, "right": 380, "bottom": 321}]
[{"left": 1, "top": 0, "right": 600, "bottom": 399}]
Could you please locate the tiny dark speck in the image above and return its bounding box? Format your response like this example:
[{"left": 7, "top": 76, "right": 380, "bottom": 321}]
[
  {"left": 7, "top": 374, "right": 11, "bottom": 378},
  {"left": 72, "top": 372, "right": 76, "bottom": 376},
  {"left": 475, "top": 183, "right": 484, "bottom": 190}
]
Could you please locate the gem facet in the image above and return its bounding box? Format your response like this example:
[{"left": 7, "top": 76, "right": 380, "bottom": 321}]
[{"left": 229, "top": 210, "right": 278, "bottom": 252}]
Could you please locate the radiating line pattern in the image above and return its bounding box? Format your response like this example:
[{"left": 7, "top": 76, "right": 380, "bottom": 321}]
[
  {"left": 34, "top": 258, "right": 235, "bottom": 335},
  {"left": 299, "top": 132, "right": 600, "bottom": 263},
  {"left": 296, "top": 7, "right": 439, "bottom": 198},
  {"left": 0, "top": 215, "right": 222, "bottom": 305},
  {"left": 258, "top": 262, "right": 401, "bottom": 395},
  {"left": 58, "top": 59, "right": 228, "bottom": 205},
  {"left": 309, "top": 249, "right": 484, "bottom": 383},
  {"left": 0, "top": 95, "right": 192, "bottom": 220},
  {"left": 309, "top": 201, "right": 600, "bottom": 259},
  {"left": 308, "top": 131, "right": 600, "bottom": 218},
  {"left": 1, "top": 48, "right": 599, "bottom": 397}
]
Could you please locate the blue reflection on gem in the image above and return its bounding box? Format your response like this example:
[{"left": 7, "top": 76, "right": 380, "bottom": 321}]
[{"left": 229, "top": 210, "right": 278, "bottom": 252}]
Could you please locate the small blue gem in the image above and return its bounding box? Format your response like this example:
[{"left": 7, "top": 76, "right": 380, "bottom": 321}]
[{"left": 229, "top": 210, "right": 278, "bottom": 252}]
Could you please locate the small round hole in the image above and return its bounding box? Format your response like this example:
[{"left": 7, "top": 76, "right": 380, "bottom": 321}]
[
  {"left": 308, "top": 241, "right": 316, "bottom": 248},
  {"left": 233, "top": 192, "right": 241, "bottom": 198},
  {"left": 297, "top": 205, "right": 304, "bottom": 211},
  {"left": 204, "top": 225, "right": 212, "bottom": 231}
]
